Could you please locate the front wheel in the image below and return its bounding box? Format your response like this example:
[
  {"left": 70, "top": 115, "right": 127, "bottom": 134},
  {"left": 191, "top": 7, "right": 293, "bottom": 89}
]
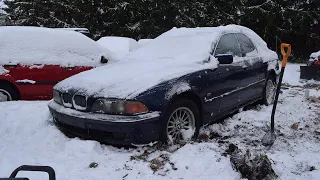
[
  {"left": 161, "top": 99, "right": 200, "bottom": 145},
  {"left": 0, "top": 83, "right": 19, "bottom": 102},
  {"left": 262, "top": 76, "right": 276, "bottom": 106}
]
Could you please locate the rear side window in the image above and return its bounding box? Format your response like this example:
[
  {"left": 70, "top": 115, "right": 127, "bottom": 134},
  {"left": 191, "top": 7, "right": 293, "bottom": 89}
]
[
  {"left": 236, "top": 33, "right": 256, "bottom": 55},
  {"left": 214, "top": 34, "right": 242, "bottom": 57}
]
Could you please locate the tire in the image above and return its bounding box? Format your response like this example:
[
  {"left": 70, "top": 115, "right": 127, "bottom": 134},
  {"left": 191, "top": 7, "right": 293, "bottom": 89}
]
[
  {"left": 262, "top": 75, "right": 276, "bottom": 106},
  {"left": 160, "top": 99, "right": 200, "bottom": 145},
  {"left": 0, "top": 83, "right": 19, "bottom": 102}
]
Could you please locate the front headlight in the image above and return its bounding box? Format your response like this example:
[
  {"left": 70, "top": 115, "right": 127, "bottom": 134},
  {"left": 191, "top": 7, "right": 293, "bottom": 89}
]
[
  {"left": 91, "top": 99, "right": 148, "bottom": 115},
  {"left": 53, "top": 90, "right": 62, "bottom": 105}
]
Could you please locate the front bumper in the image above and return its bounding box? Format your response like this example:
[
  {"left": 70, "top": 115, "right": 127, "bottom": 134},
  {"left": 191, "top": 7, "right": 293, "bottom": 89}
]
[{"left": 48, "top": 100, "right": 161, "bottom": 146}]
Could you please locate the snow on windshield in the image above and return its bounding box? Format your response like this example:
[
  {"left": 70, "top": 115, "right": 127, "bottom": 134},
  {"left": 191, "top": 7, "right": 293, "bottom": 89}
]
[
  {"left": 127, "top": 34, "right": 217, "bottom": 63},
  {"left": 0, "top": 26, "right": 116, "bottom": 66}
]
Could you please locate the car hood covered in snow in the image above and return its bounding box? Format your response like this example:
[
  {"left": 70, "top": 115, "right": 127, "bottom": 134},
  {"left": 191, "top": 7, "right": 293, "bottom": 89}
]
[
  {"left": 0, "top": 26, "right": 117, "bottom": 67},
  {"left": 55, "top": 25, "right": 278, "bottom": 99}
]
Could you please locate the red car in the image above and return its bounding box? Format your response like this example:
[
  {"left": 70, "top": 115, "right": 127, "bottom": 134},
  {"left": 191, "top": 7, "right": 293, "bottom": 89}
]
[
  {"left": 309, "top": 51, "right": 320, "bottom": 66},
  {"left": 0, "top": 26, "right": 115, "bottom": 102}
]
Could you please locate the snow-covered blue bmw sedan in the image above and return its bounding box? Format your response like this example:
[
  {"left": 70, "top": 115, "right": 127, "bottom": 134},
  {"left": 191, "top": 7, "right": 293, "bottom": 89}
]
[{"left": 48, "top": 25, "right": 280, "bottom": 146}]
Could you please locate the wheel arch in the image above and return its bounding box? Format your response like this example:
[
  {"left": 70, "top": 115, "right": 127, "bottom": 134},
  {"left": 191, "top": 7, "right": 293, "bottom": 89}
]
[
  {"left": 167, "top": 91, "right": 203, "bottom": 124},
  {"left": 0, "top": 79, "right": 20, "bottom": 99}
]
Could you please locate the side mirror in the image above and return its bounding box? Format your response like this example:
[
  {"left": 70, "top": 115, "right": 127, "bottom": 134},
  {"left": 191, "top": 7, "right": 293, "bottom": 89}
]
[
  {"left": 216, "top": 54, "right": 233, "bottom": 64},
  {"left": 100, "top": 56, "right": 109, "bottom": 64}
]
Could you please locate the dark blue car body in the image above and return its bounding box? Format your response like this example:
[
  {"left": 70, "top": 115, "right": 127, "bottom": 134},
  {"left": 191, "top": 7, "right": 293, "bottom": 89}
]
[{"left": 49, "top": 30, "right": 279, "bottom": 146}]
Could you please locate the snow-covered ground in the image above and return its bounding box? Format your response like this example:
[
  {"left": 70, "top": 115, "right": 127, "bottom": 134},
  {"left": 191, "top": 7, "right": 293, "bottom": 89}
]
[{"left": 0, "top": 64, "right": 319, "bottom": 180}]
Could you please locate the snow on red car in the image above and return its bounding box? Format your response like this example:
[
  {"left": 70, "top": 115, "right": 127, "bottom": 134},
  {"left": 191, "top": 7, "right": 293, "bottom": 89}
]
[
  {"left": 309, "top": 51, "right": 320, "bottom": 66},
  {"left": 96, "top": 36, "right": 140, "bottom": 55},
  {"left": 0, "top": 26, "right": 116, "bottom": 101}
]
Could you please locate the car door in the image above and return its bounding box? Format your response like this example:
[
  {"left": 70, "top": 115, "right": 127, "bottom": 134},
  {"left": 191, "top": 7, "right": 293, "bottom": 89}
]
[
  {"left": 10, "top": 63, "right": 94, "bottom": 100},
  {"left": 236, "top": 33, "right": 266, "bottom": 101},
  {"left": 6, "top": 64, "right": 62, "bottom": 100},
  {"left": 203, "top": 33, "right": 248, "bottom": 120}
]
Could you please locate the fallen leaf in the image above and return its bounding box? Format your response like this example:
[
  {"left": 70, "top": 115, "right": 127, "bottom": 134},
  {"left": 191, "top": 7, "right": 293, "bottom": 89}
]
[
  {"left": 310, "top": 97, "right": 320, "bottom": 103},
  {"left": 291, "top": 122, "right": 300, "bottom": 130}
]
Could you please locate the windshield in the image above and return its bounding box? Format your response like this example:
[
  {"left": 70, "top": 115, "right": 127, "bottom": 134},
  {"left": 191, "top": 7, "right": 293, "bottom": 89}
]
[{"left": 126, "top": 34, "right": 217, "bottom": 62}]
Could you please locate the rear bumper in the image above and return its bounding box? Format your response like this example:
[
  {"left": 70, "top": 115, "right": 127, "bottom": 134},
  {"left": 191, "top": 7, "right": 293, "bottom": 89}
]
[{"left": 48, "top": 100, "right": 161, "bottom": 146}]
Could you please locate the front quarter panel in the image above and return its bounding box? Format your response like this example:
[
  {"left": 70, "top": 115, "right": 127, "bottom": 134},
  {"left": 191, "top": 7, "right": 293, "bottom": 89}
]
[{"left": 134, "top": 70, "right": 213, "bottom": 114}]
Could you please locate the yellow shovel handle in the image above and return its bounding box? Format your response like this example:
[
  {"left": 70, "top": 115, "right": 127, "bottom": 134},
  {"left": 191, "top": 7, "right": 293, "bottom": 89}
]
[{"left": 281, "top": 43, "right": 291, "bottom": 67}]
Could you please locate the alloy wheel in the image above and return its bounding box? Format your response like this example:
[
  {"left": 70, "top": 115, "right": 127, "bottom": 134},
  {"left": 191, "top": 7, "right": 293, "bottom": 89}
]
[
  {"left": 166, "top": 107, "right": 196, "bottom": 144},
  {"left": 266, "top": 80, "right": 276, "bottom": 105},
  {"left": 0, "top": 89, "right": 12, "bottom": 102}
]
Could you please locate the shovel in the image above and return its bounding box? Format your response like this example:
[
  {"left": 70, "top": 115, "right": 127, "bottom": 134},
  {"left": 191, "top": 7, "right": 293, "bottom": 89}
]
[{"left": 262, "top": 43, "right": 291, "bottom": 146}]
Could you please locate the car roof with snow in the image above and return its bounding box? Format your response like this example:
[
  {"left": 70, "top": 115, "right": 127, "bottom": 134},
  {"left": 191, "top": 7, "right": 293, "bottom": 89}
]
[
  {"left": 0, "top": 26, "right": 116, "bottom": 66},
  {"left": 126, "top": 24, "right": 277, "bottom": 63},
  {"left": 55, "top": 25, "right": 278, "bottom": 99},
  {"left": 96, "top": 36, "right": 139, "bottom": 55},
  {"left": 310, "top": 51, "right": 320, "bottom": 61}
]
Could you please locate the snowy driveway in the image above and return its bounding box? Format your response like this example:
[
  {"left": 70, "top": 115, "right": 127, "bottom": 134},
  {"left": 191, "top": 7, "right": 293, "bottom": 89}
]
[{"left": 0, "top": 64, "right": 319, "bottom": 180}]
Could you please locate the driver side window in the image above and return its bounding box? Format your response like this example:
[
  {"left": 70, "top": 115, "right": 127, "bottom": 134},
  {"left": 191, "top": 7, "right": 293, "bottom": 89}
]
[
  {"left": 214, "top": 33, "right": 242, "bottom": 57},
  {"left": 236, "top": 33, "right": 257, "bottom": 56}
]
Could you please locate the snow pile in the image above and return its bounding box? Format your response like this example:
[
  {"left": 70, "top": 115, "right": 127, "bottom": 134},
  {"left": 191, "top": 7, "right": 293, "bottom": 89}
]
[
  {"left": 283, "top": 64, "right": 320, "bottom": 86},
  {"left": 97, "top": 36, "right": 139, "bottom": 55},
  {"left": 308, "top": 89, "right": 320, "bottom": 98},
  {"left": 55, "top": 25, "right": 275, "bottom": 99},
  {"left": 0, "top": 65, "right": 8, "bottom": 75},
  {"left": 283, "top": 64, "right": 303, "bottom": 85},
  {"left": 180, "top": 128, "right": 195, "bottom": 140},
  {"left": 0, "top": 64, "right": 319, "bottom": 180},
  {"left": 0, "top": 101, "right": 240, "bottom": 180},
  {"left": 0, "top": 26, "right": 117, "bottom": 66}
]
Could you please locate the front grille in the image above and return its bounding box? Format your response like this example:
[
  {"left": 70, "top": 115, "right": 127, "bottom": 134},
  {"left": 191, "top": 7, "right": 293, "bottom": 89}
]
[
  {"left": 62, "top": 93, "right": 72, "bottom": 107},
  {"left": 73, "top": 95, "right": 87, "bottom": 110}
]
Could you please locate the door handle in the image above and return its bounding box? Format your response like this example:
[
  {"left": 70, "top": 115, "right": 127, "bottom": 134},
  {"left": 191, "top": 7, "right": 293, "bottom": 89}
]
[
  {"left": 62, "top": 67, "right": 75, "bottom": 70},
  {"left": 4, "top": 65, "right": 18, "bottom": 68}
]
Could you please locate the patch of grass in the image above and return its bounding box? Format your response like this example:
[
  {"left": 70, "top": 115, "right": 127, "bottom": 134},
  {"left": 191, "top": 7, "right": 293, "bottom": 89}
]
[
  {"left": 130, "top": 150, "right": 150, "bottom": 161},
  {"left": 149, "top": 158, "right": 164, "bottom": 172}
]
